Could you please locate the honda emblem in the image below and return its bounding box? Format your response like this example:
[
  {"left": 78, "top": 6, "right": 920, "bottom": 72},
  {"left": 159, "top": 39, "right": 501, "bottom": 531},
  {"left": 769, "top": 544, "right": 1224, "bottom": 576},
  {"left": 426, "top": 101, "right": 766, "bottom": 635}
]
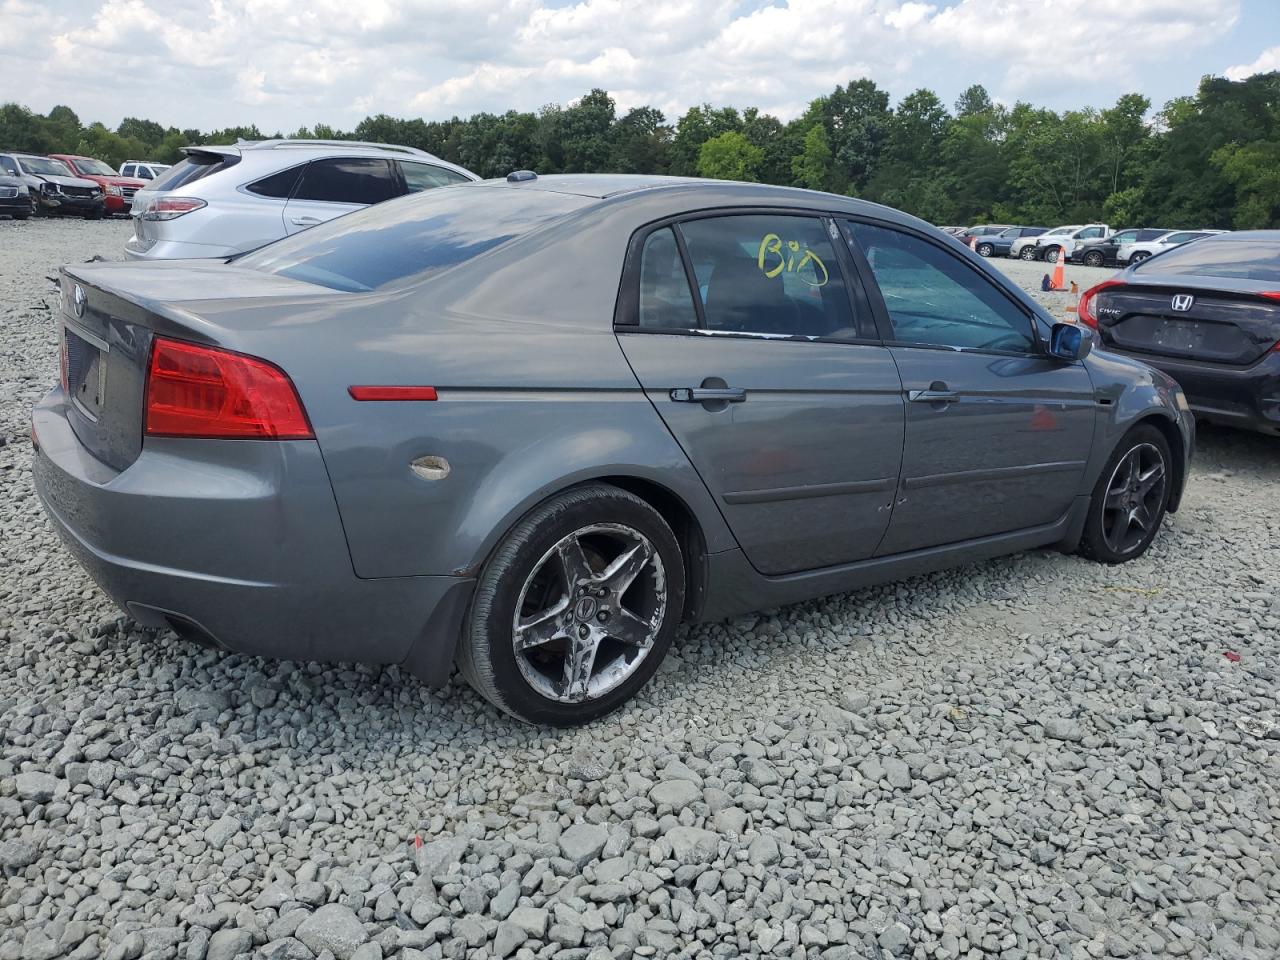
[{"left": 1171, "top": 294, "right": 1194, "bottom": 312}]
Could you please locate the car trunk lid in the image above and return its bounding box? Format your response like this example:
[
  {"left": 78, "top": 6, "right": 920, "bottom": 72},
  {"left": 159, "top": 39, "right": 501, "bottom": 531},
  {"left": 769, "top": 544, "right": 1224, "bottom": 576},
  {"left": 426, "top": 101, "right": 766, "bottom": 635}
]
[
  {"left": 1094, "top": 281, "right": 1280, "bottom": 366},
  {"left": 56, "top": 260, "right": 330, "bottom": 472}
]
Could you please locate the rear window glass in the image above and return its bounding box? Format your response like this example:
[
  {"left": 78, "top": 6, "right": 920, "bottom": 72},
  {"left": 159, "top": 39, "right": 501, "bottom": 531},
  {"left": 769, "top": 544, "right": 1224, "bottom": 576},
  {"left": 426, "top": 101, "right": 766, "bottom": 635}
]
[
  {"left": 149, "top": 153, "right": 239, "bottom": 191},
  {"left": 236, "top": 186, "right": 591, "bottom": 292},
  {"left": 1134, "top": 236, "right": 1280, "bottom": 283}
]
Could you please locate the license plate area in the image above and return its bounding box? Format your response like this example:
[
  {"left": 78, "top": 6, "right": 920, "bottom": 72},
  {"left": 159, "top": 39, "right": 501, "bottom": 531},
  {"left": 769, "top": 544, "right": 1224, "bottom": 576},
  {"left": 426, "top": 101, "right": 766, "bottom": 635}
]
[
  {"left": 64, "top": 325, "right": 108, "bottom": 421},
  {"left": 1151, "top": 318, "right": 1207, "bottom": 353}
]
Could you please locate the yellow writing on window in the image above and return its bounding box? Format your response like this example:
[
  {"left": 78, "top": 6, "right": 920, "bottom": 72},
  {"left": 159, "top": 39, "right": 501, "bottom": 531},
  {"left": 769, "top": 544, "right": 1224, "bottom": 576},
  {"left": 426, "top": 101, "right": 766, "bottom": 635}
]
[{"left": 757, "top": 234, "right": 829, "bottom": 286}]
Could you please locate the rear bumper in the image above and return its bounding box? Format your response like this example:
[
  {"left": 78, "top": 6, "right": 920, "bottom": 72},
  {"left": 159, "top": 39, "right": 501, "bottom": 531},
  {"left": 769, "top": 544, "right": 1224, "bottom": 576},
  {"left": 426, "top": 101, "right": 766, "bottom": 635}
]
[
  {"left": 1111, "top": 348, "right": 1280, "bottom": 436},
  {"left": 32, "top": 387, "right": 471, "bottom": 684},
  {"left": 124, "top": 235, "right": 239, "bottom": 261}
]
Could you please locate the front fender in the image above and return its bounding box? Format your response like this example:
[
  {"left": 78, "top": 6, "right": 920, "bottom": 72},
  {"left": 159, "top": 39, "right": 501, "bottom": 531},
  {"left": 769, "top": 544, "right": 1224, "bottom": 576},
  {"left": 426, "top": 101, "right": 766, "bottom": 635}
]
[{"left": 1083, "top": 349, "right": 1194, "bottom": 510}]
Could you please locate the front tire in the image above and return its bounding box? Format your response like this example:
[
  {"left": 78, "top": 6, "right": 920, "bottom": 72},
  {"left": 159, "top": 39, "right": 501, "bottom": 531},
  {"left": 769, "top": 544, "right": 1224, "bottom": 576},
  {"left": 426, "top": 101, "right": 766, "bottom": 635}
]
[
  {"left": 1044, "top": 246, "right": 1061, "bottom": 264},
  {"left": 977, "top": 242, "right": 994, "bottom": 258},
  {"left": 1084, "top": 250, "right": 1105, "bottom": 268},
  {"left": 1079, "top": 425, "right": 1172, "bottom": 564},
  {"left": 459, "top": 484, "right": 685, "bottom": 725},
  {"left": 1019, "top": 245, "right": 1037, "bottom": 261},
  {"left": 1129, "top": 251, "right": 1151, "bottom": 263}
]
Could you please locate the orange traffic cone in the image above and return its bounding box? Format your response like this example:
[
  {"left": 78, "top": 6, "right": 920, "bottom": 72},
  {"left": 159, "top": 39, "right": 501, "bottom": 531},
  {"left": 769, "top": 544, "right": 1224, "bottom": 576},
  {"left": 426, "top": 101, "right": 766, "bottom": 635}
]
[{"left": 1049, "top": 247, "right": 1066, "bottom": 290}]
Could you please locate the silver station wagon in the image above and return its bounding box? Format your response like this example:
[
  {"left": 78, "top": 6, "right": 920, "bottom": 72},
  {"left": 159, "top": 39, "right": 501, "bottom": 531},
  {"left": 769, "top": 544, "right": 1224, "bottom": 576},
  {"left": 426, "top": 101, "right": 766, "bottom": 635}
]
[{"left": 34, "top": 175, "right": 1193, "bottom": 725}]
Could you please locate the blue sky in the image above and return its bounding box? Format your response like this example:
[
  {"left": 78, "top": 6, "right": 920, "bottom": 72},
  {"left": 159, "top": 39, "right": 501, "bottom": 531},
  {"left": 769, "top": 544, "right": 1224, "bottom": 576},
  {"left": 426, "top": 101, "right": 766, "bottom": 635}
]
[{"left": 4, "top": 0, "right": 1279, "bottom": 131}]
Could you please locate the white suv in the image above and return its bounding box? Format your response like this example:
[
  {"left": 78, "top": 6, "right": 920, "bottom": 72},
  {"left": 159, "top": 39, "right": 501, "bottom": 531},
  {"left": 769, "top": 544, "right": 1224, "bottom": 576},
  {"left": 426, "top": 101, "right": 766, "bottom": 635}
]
[
  {"left": 1116, "top": 229, "right": 1228, "bottom": 264},
  {"left": 126, "top": 140, "right": 478, "bottom": 261}
]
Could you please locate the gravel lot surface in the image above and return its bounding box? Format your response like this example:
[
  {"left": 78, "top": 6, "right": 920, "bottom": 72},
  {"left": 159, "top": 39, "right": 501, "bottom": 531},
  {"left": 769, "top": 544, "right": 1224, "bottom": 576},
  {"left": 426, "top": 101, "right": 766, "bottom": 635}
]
[{"left": 2, "top": 218, "right": 1278, "bottom": 960}]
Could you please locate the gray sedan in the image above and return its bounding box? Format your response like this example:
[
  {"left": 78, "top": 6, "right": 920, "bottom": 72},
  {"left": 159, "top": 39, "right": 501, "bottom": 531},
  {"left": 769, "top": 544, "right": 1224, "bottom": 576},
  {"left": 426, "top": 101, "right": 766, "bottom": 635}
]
[{"left": 33, "top": 175, "right": 1194, "bottom": 725}]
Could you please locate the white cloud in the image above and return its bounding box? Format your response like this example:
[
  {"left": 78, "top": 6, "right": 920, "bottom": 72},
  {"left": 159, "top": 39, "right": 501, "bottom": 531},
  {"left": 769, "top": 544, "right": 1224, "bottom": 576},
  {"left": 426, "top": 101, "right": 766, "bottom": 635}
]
[
  {"left": 6, "top": 0, "right": 1244, "bottom": 134},
  {"left": 1225, "top": 44, "right": 1280, "bottom": 80}
]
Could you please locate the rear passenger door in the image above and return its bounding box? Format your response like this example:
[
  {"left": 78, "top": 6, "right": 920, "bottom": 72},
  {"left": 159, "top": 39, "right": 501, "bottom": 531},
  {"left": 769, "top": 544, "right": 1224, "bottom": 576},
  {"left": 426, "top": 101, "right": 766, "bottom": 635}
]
[
  {"left": 844, "top": 220, "right": 1095, "bottom": 555},
  {"left": 282, "top": 157, "right": 399, "bottom": 234},
  {"left": 616, "top": 212, "right": 905, "bottom": 576}
]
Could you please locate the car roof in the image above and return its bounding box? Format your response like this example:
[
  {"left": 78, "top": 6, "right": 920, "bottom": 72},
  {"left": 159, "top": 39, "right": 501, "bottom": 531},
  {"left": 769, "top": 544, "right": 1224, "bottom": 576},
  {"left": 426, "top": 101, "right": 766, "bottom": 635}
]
[{"left": 484, "top": 173, "right": 919, "bottom": 220}]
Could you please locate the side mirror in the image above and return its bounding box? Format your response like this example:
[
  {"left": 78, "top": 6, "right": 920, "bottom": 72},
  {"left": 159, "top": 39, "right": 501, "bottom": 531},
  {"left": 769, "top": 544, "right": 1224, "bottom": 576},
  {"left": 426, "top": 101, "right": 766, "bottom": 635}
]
[{"left": 1048, "top": 322, "right": 1093, "bottom": 362}]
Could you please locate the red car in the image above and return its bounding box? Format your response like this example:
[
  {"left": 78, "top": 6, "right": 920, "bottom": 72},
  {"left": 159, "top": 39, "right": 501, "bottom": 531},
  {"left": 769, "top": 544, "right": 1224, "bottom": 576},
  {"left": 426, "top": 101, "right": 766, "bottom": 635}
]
[{"left": 49, "top": 155, "right": 145, "bottom": 216}]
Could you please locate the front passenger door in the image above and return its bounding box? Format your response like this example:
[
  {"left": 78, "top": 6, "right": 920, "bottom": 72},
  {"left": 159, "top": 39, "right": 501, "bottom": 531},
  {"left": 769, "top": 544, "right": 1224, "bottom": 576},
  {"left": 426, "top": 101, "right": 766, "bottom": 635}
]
[
  {"left": 844, "top": 220, "right": 1096, "bottom": 556},
  {"left": 282, "top": 157, "right": 399, "bottom": 234}
]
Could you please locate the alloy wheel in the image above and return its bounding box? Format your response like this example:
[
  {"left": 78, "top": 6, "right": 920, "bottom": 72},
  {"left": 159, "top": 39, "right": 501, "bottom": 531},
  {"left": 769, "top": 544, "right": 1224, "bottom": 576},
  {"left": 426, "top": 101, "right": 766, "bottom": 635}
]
[
  {"left": 1101, "top": 443, "right": 1167, "bottom": 555},
  {"left": 512, "top": 523, "right": 667, "bottom": 703}
]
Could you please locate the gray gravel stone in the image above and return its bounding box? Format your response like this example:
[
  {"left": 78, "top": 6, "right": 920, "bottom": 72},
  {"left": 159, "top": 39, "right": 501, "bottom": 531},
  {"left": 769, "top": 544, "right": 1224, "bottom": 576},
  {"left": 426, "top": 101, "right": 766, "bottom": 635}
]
[
  {"left": 558, "top": 823, "right": 608, "bottom": 868},
  {"left": 296, "top": 904, "right": 368, "bottom": 959}
]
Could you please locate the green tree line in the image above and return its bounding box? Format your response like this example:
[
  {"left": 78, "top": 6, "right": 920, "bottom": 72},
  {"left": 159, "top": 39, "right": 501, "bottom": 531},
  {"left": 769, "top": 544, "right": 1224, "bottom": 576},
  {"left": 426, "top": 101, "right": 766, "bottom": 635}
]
[{"left": 3, "top": 71, "right": 1277, "bottom": 229}]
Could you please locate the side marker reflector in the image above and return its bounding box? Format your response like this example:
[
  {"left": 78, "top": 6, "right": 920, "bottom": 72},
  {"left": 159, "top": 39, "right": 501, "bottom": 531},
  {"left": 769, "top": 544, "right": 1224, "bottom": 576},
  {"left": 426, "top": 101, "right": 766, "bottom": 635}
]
[{"left": 348, "top": 386, "right": 438, "bottom": 401}]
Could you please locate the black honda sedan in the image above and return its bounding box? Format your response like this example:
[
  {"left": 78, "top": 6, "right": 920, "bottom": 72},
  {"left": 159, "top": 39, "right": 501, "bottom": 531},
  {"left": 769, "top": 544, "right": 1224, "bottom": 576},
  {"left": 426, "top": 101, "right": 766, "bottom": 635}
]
[{"left": 1080, "top": 231, "right": 1280, "bottom": 435}]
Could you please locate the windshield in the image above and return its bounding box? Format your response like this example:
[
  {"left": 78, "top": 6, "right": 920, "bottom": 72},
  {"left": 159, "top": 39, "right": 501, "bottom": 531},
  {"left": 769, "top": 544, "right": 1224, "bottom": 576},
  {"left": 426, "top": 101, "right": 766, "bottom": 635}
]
[
  {"left": 70, "top": 157, "right": 117, "bottom": 176},
  {"left": 20, "top": 157, "right": 74, "bottom": 177},
  {"left": 1134, "top": 236, "right": 1280, "bottom": 283},
  {"left": 1045, "top": 226, "right": 1075, "bottom": 236},
  {"left": 238, "top": 185, "right": 592, "bottom": 292}
]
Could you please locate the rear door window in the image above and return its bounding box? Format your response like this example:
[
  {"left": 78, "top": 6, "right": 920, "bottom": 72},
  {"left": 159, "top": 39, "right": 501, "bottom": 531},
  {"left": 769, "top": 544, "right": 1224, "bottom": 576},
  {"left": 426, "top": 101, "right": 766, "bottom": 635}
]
[
  {"left": 246, "top": 165, "right": 304, "bottom": 199},
  {"left": 400, "top": 162, "right": 472, "bottom": 192},
  {"left": 293, "top": 158, "right": 398, "bottom": 205},
  {"left": 675, "top": 214, "right": 863, "bottom": 339},
  {"left": 637, "top": 228, "right": 699, "bottom": 329},
  {"left": 847, "top": 221, "right": 1035, "bottom": 354}
]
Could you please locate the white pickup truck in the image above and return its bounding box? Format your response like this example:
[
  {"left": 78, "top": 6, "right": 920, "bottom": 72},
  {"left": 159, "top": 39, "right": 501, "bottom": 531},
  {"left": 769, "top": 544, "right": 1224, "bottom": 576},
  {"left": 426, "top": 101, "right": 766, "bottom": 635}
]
[{"left": 1032, "top": 223, "right": 1112, "bottom": 263}]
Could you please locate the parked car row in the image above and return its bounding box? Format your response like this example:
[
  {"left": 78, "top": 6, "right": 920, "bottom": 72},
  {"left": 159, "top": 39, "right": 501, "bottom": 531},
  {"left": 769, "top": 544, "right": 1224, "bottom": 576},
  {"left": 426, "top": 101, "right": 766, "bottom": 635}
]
[
  {"left": 956, "top": 220, "right": 1230, "bottom": 266},
  {"left": 0, "top": 152, "right": 107, "bottom": 219},
  {"left": 0, "top": 151, "right": 174, "bottom": 219}
]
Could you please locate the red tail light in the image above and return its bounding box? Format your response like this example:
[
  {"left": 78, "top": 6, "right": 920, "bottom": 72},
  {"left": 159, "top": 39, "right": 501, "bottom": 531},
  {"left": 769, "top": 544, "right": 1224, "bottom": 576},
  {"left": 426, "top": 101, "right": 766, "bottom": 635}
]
[
  {"left": 1259, "top": 291, "right": 1280, "bottom": 302},
  {"left": 140, "top": 197, "right": 206, "bottom": 221},
  {"left": 1078, "top": 279, "right": 1126, "bottom": 329},
  {"left": 145, "top": 337, "right": 313, "bottom": 439}
]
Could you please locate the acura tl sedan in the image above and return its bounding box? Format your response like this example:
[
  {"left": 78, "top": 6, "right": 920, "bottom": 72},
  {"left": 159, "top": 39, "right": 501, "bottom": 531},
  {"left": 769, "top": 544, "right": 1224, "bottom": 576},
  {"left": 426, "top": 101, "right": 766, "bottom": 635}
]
[{"left": 33, "top": 175, "right": 1194, "bottom": 725}]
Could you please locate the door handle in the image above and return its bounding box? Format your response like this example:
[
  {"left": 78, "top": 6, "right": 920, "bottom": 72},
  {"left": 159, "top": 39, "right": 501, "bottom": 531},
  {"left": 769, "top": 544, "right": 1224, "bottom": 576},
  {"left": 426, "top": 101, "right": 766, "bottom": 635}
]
[
  {"left": 908, "top": 382, "right": 959, "bottom": 403},
  {"left": 290, "top": 216, "right": 322, "bottom": 226},
  {"left": 670, "top": 387, "right": 747, "bottom": 403}
]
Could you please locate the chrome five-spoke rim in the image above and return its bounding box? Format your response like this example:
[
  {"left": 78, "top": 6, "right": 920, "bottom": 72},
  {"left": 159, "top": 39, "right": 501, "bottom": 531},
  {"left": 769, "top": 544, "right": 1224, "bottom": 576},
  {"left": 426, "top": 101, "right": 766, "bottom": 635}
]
[
  {"left": 513, "top": 523, "right": 666, "bottom": 703},
  {"left": 1102, "top": 443, "right": 1167, "bottom": 555}
]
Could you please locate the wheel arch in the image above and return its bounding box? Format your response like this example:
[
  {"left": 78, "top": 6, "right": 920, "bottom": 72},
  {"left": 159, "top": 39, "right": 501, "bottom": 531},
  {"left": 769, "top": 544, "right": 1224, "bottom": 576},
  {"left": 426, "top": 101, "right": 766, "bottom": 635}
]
[
  {"left": 462, "top": 466, "right": 724, "bottom": 623},
  {"left": 1133, "top": 412, "right": 1188, "bottom": 513}
]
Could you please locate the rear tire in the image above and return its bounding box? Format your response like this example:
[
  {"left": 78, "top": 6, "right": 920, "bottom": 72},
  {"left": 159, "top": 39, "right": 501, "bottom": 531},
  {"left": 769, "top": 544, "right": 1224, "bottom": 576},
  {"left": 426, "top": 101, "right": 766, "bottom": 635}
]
[
  {"left": 459, "top": 484, "right": 685, "bottom": 726},
  {"left": 1079, "top": 424, "right": 1172, "bottom": 564},
  {"left": 1084, "top": 250, "right": 1105, "bottom": 268},
  {"left": 976, "top": 243, "right": 994, "bottom": 258}
]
